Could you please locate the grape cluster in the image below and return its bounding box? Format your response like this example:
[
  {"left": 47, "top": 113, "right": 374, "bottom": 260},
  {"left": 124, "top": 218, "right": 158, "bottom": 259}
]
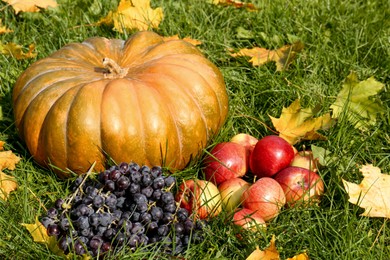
[{"left": 40, "top": 162, "right": 204, "bottom": 257}]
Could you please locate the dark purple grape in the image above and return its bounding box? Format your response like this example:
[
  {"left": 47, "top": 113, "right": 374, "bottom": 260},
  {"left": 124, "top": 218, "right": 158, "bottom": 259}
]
[
  {"left": 140, "top": 212, "right": 152, "bottom": 224},
  {"left": 131, "top": 212, "right": 140, "bottom": 222},
  {"left": 74, "top": 240, "right": 87, "bottom": 255},
  {"left": 98, "top": 170, "right": 110, "bottom": 183},
  {"left": 105, "top": 194, "right": 117, "bottom": 209},
  {"left": 58, "top": 236, "right": 72, "bottom": 253},
  {"left": 177, "top": 208, "right": 189, "bottom": 222},
  {"left": 100, "top": 212, "right": 112, "bottom": 227},
  {"left": 85, "top": 186, "right": 99, "bottom": 197},
  {"left": 174, "top": 222, "right": 185, "bottom": 237},
  {"left": 116, "top": 176, "right": 130, "bottom": 190},
  {"left": 133, "top": 193, "right": 148, "bottom": 205},
  {"left": 162, "top": 212, "right": 174, "bottom": 224},
  {"left": 82, "top": 196, "right": 93, "bottom": 205},
  {"left": 47, "top": 207, "right": 58, "bottom": 218},
  {"left": 130, "top": 171, "right": 142, "bottom": 183},
  {"left": 104, "top": 180, "right": 116, "bottom": 192},
  {"left": 114, "top": 232, "right": 126, "bottom": 246},
  {"left": 47, "top": 224, "right": 61, "bottom": 236},
  {"left": 152, "top": 189, "right": 162, "bottom": 200},
  {"left": 128, "top": 234, "right": 140, "bottom": 248},
  {"left": 129, "top": 183, "right": 140, "bottom": 194},
  {"left": 131, "top": 222, "right": 145, "bottom": 235},
  {"left": 151, "top": 166, "right": 162, "bottom": 178},
  {"left": 150, "top": 206, "right": 163, "bottom": 221},
  {"left": 89, "top": 213, "right": 100, "bottom": 227},
  {"left": 141, "top": 186, "right": 154, "bottom": 197},
  {"left": 147, "top": 221, "right": 158, "bottom": 233},
  {"left": 161, "top": 192, "right": 175, "bottom": 205},
  {"left": 75, "top": 216, "right": 90, "bottom": 230},
  {"left": 101, "top": 241, "right": 112, "bottom": 252},
  {"left": 92, "top": 195, "right": 104, "bottom": 208},
  {"left": 153, "top": 177, "right": 165, "bottom": 189},
  {"left": 118, "top": 162, "right": 129, "bottom": 173},
  {"left": 103, "top": 228, "right": 116, "bottom": 240},
  {"left": 183, "top": 219, "right": 194, "bottom": 233},
  {"left": 89, "top": 235, "right": 104, "bottom": 250},
  {"left": 116, "top": 196, "right": 126, "bottom": 208},
  {"left": 59, "top": 217, "right": 70, "bottom": 231},
  {"left": 157, "top": 224, "right": 169, "bottom": 236},
  {"left": 109, "top": 169, "right": 122, "bottom": 182},
  {"left": 164, "top": 202, "right": 177, "bottom": 213},
  {"left": 136, "top": 202, "right": 148, "bottom": 213},
  {"left": 164, "top": 176, "right": 176, "bottom": 188}
]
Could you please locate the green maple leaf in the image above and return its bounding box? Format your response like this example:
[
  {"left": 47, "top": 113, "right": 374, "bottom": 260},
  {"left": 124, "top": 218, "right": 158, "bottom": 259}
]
[{"left": 330, "top": 72, "right": 385, "bottom": 129}]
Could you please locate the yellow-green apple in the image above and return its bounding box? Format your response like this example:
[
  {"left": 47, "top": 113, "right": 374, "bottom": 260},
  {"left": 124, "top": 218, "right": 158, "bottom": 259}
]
[
  {"left": 242, "top": 177, "right": 286, "bottom": 221},
  {"left": 218, "top": 178, "right": 251, "bottom": 212},
  {"left": 249, "top": 135, "right": 294, "bottom": 178},
  {"left": 273, "top": 166, "right": 324, "bottom": 207},
  {"left": 203, "top": 142, "right": 247, "bottom": 185},
  {"left": 290, "top": 150, "right": 320, "bottom": 172},
  {"left": 230, "top": 133, "right": 258, "bottom": 158},
  {"left": 233, "top": 208, "right": 266, "bottom": 231},
  {"left": 175, "top": 179, "right": 222, "bottom": 219}
]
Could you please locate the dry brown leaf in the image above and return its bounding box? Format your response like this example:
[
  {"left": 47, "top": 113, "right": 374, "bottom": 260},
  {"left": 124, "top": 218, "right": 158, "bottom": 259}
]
[
  {"left": 0, "top": 42, "right": 37, "bottom": 59},
  {"left": 269, "top": 99, "right": 333, "bottom": 145},
  {"left": 2, "top": 0, "right": 58, "bottom": 14},
  {"left": 343, "top": 164, "right": 390, "bottom": 218},
  {"left": 163, "top": 35, "right": 202, "bottom": 46},
  {"left": 212, "top": 0, "right": 258, "bottom": 11},
  {"left": 246, "top": 235, "right": 279, "bottom": 260},
  {"left": 0, "top": 150, "right": 21, "bottom": 170},
  {"left": 99, "top": 0, "right": 163, "bottom": 32},
  {"left": 0, "top": 19, "right": 13, "bottom": 34},
  {"left": 230, "top": 41, "right": 303, "bottom": 71},
  {"left": 287, "top": 252, "right": 310, "bottom": 260}
]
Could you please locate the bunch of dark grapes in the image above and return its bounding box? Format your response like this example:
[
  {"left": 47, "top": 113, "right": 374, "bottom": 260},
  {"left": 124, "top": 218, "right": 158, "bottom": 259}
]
[{"left": 40, "top": 162, "right": 205, "bottom": 257}]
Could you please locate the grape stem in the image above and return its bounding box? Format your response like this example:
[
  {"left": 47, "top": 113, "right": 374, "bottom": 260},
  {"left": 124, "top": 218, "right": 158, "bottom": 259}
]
[{"left": 62, "top": 162, "right": 97, "bottom": 210}]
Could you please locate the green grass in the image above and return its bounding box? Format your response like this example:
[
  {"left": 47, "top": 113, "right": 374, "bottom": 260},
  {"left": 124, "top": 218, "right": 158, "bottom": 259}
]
[{"left": 1, "top": 0, "right": 389, "bottom": 259}]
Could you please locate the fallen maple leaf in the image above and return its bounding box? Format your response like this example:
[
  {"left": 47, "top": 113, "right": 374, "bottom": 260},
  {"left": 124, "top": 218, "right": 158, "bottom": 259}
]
[
  {"left": 330, "top": 72, "right": 385, "bottom": 130},
  {"left": 163, "top": 35, "right": 202, "bottom": 46},
  {"left": 0, "top": 142, "right": 20, "bottom": 200},
  {"left": 286, "top": 252, "right": 310, "bottom": 260},
  {"left": 342, "top": 164, "right": 390, "bottom": 218},
  {"left": 230, "top": 41, "right": 304, "bottom": 71},
  {"left": 246, "top": 235, "right": 279, "bottom": 260},
  {"left": 0, "top": 170, "right": 17, "bottom": 200},
  {"left": 2, "top": 0, "right": 58, "bottom": 14},
  {"left": 0, "top": 42, "right": 37, "bottom": 59},
  {"left": 99, "top": 0, "right": 163, "bottom": 32},
  {"left": 0, "top": 19, "right": 13, "bottom": 34},
  {"left": 21, "top": 217, "right": 65, "bottom": 255},
  {"left": 269, "top": 99, "right": 333, "bottom": 145},
  {"left": 212, "top": 0, "right": 258, "bottom": 11}
]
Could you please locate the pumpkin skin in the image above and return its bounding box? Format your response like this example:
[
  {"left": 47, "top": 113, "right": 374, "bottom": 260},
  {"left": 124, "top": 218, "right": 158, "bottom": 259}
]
[{"left": 12, "top": 31, "right": 228, "bottom": 178}]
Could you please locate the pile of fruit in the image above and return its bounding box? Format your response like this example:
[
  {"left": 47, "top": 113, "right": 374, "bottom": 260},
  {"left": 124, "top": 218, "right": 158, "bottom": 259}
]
[
  {"left": 40, "top": 162, "right": 205, "bottom": 257},
  {"left": 175, "top": 133, "right": 325, "bottom": 231}
]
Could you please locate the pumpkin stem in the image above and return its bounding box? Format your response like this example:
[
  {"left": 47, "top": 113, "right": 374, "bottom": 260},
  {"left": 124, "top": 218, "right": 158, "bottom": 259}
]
[{"left": 102, "top": 58, "right": 129, "bottom": 79}]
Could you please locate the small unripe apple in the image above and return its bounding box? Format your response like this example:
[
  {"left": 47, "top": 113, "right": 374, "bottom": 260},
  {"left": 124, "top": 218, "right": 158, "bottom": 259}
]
[
  {"left": 242, "top": 177, "right": 286, "bottom": 221},
  {"left": 233, "top": 208, "right": 266, "bottom": 231},
  {"left": 249, "top": 135, "right": 295, "bottom": 178},
  {"left": 290, "top": 150, "right": 320, "bottom": 172},
  {"left": 175, "top": 179, "right": 222, "bottom": 219},
  {"left": 218, "top": 178, "right": 251, "bottom": 212},
  {"left": 203, "top": 142, "right": 247, "bottom": 185},
  {"left": 274, "top": 166, "right": 324, "bottom": 207}
]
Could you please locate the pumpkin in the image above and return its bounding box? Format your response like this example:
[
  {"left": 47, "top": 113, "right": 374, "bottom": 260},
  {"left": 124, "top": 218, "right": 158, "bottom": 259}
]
[{"left": 12, "top": 31, "right": 228, "bottom": 178}]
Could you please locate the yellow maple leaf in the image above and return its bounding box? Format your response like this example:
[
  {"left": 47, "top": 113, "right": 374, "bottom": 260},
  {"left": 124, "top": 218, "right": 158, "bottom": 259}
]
[
  {"left": 0, "top": 150, "right": 21, "bottom": 170},
  {"left": 99, "top": 0, "right": 163, "bottom": 32},
  {"left": 163, "top": 35, "right": 202, "bottom": 46},
  {"left": 342, "top": 164, "right": 390, "bottom": 218},
  {"left": 0, "top": 42, "right": 37, "bottom": 60},
  {"left": 211, "top": 0, "right": 258, "bottom": 11},
  {"left": 269, "top": 99, "right": 333, "bottom": 145},
  {"left": 0, "top": 171, "right": 17, "bottom": 200},
  {"left": 230, "top": 41, "right": 304, "bottom": 71},
  {"left": 0, "top": 142, "right": 20, "bottom": 200},
  {"left": 287, "top": 252, "right": 310, "bottom": 260},
  {"left": 246, "top": 235, "right": 279, "bottom": 260},
  {"left": 0, "top": 19, "right": 13, "bottom": 34},
  {"left": 2, "top": 0, "right": 58, "bottom": 14}
]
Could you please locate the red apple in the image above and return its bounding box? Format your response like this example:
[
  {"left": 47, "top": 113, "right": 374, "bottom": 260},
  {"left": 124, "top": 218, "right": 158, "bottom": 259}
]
[
  {"left": 218, "top": 178, "right": 251, "bottom": 212},
  {"left": 233, "top": 208, "right": 266, "bottom": 231},
  {"left": 242, "top": 177, "right": 286, "bottom": 221},
  {"left": 203, "top": 142, "right": 247, "bottom": 185},
  {"left": 175, "top": 179, "right": 222, "bottom": 219},
  {"left": 290, "top": 150, "right": 320, "bottom": 172},
  {"left": 273, "top": 166, "right": 324, "bottom": 207},
  {"left": 230, "top": 133, "right": 258, "bottom": 154},
  {"left": 249, "top": 135, "right": 294, "bottom": 178}
]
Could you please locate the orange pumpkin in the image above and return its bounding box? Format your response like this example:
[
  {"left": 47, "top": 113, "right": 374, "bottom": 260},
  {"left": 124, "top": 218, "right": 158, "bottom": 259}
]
[{"left": 13, "top": 31, "right": 228, "bottom": 178}]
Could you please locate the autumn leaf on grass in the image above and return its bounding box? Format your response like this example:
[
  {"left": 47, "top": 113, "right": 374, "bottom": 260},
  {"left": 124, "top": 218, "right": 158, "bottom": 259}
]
[
  {"left": 21, "top": 218, "right": 65, "bottom": 256},
  {"left": 2, "top": 0, "right": 58, "bottom": 14},
  {"left": 0, "top": 143, "right": 20, "bottom": 200},
  {"left": 0, "top": 19, "right": 13, "bottom": 34},
  {"left": 287, "top": 252, "right": 310, "bottom": 260},
  {"left": 163, "top": 35, "right": 202, "bottom": 46},
  {"left": 269, "top": 99, "right": 333, "bottom": 145},
  {"left": 230, "top": 41, "right": 304, "bottom": 71},
  {"left": 330, "top": 72, "right": 385, "bottom": 130},
  {"left": 342, "top": 164, "right": 390, "bottom": 218},
  {"left": 246, "top": 235, "right": 279, "bottom": 259},
  {"left": 0, "top": 42, "right": 37, "bottom": 59},
  {"left": 99, "top": 0, "right": 163, "bottom": 32},
  {"left": 211, "top": 0, "right": 258, "bottom": 11}
]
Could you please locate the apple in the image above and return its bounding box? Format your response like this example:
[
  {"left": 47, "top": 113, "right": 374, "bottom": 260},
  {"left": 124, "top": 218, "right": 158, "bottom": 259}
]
[
  {"left": 249, "top": 135, "right": 295, "bottom": 178},
  {"left": 203, "top": 142, "right": 247, "bottom": 185},
  {"left": 175, "top": 179, "right": 222, "bottom": 219},
  {"left": 273, "top": 166, "right": 324, "bottom": 207},
  {"left": 230, "top": 133, "right": 258, "bottom": 155},
  {"left": 233, "top": 208, "right": 266, "bottom": 231},
  {"left": 218, "top": 178, "right": 251, "bottom": 212},
  {"left": 242, "top": 177, "right": 286, "bottom": 221},
  {"left": 290, "top": 150, "right": 320, "bottom": 172}
]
